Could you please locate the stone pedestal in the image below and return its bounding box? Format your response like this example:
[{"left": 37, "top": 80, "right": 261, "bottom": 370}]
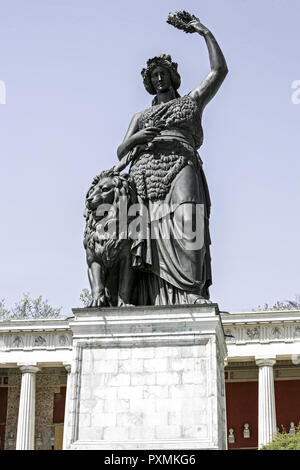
[{"left": 64, "top": 304, "right": 227, "bottom": 450}]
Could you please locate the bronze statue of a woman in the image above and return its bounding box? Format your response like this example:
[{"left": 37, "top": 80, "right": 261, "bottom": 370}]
[
  {"left": 84, "top": 12, "right": 228, "bottom": 307},
  {"left": 116, "top": 13, "right": 228, "bottom": 306}
]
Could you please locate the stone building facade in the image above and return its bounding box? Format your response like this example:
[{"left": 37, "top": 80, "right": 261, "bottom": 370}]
[
  {"left": 1, "top": 367, "right": 67, "bottom": 450},
  {"left": 0, "top": 309, "right": 299, "bottom": 450}
]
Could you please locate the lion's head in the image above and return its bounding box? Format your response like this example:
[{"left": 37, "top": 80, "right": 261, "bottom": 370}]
[
  {"left": 83, "top": 169, "right": 137, "bottom": 260},
  {"left": 85, "top": 169, "right": 136, "bottom": 212}
]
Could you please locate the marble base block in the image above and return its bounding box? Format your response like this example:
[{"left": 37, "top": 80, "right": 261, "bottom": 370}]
[{"left": 64, "top": 304, "right": 227, "bottom": 450}]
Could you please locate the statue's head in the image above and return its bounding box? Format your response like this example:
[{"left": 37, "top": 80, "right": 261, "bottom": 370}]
[{"left": 141, "top": 54, "right": 181, "bottom": 96}]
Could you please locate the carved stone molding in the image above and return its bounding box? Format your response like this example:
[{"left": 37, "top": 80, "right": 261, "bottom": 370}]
[
  {"left": 0, "top": 331, "right": 72, "bottom": 351},
  {"left": 246, "top": 327, "right": 259, "bottom": 340},
  {"left": 18, "top": 364, "right": 40, "bottom": 374},
  {"left": 255, "top": 357, "right": 276, "bottom": 368},
  {"left": 223, "top": 323, "right": 300, "bottom": 345},
  {"left": 63, "top": 363, "right": 71, "bottom": 374}
]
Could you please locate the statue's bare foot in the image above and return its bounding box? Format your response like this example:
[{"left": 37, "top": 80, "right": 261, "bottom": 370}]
[
  {"left": 88, "top": 294, "right": 106, "bottom": 307},
  {"left": 186, "top": 293, "right": 212, "bottom": 305},
  {"left": 118, "top": 299, "right": 135, "bottom": 307}
]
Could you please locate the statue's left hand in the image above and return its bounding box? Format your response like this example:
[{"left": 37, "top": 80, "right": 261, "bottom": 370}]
[{"left": 187, "top": 19, "right": 209, "bottom": 36}]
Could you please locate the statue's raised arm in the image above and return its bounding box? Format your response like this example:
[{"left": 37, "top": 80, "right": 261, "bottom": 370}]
[{"left": 167, "top": 11, "right": 228, "bottom": 108}]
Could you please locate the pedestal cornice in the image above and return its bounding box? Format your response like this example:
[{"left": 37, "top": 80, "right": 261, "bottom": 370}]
[{"left": 70, "top": 304, "right": 227, "bottom": 359}]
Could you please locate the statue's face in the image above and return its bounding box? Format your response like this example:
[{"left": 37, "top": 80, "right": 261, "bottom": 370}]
[{"left": 150, "top": 66, "right": 172, "bottom": 93}]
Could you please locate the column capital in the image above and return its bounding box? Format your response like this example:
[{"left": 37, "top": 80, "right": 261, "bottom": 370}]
[
  {"left": 255, "top": 356, "right": 276, "bottom": 367},
  {"left": 63, "top": 363, "right": 71, "bottom": 373},
  {"left": 17, "top": 363, "right": 40, "bottom": 374}
]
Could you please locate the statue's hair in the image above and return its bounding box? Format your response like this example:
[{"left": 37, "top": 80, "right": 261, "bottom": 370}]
[{"left": 141, "top": 54, "right": 181, "bottom": 96}]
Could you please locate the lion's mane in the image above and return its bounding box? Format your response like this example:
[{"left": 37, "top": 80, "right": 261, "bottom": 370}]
[{"left": 83, "top": 169, "right": 137, "bottom": 267}]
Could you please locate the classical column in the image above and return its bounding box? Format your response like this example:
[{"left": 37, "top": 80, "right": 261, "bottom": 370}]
[
  {"left": 255, "top": 357, "right": 277, "bottom": 449},
  {"left": 62, "top": 363, "right": 71, "bottom": 450},
  {"left": 16, "top": 364, "right": 40, "bottom": 450}
]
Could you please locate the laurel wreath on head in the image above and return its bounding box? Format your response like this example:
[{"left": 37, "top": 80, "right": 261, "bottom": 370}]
[{"left": 167, "top": 10, "right": 200, "bottom": 33}]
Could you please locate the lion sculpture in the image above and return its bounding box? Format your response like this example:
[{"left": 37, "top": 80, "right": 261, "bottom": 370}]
[{"left": 83, "top": 169, "right": 138, "bottom": 307}]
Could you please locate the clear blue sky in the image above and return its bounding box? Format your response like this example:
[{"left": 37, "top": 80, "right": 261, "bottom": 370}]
[{"left": 0, "top": 0, "right": 299, "bottom": 314}]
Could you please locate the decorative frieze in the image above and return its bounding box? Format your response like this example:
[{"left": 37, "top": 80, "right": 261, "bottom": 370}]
[
  {"left": 246, "top": 327, "right": 259, "bottom": 340},
  {"left": 271, "top": 327, "right": 282, "bottom": 339},
  {"left": 0, "top": 331, "right": 72, "bottom": 351},
  {"left": 224, "top": 322, "right": 300, "bottom": 345},
  {"left": 295, "top": 327, "right": 300, "bottom": 337}
]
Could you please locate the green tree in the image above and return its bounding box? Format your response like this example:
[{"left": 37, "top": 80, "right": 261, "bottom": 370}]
[
  {"left": 80, "top": 288, "right": 92, "bottom": 307},
  {"left": 0, "top": 293, "right": 61, "bottom": 319},
  {"left": 0, "top": 299, "right": 10, "bottom": 318},
  {"left": 262, "top": 426, "right": 300, "bottom": 450},
  {"left": 255, "top": 295, "right": 300, "bottom": 312}
]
